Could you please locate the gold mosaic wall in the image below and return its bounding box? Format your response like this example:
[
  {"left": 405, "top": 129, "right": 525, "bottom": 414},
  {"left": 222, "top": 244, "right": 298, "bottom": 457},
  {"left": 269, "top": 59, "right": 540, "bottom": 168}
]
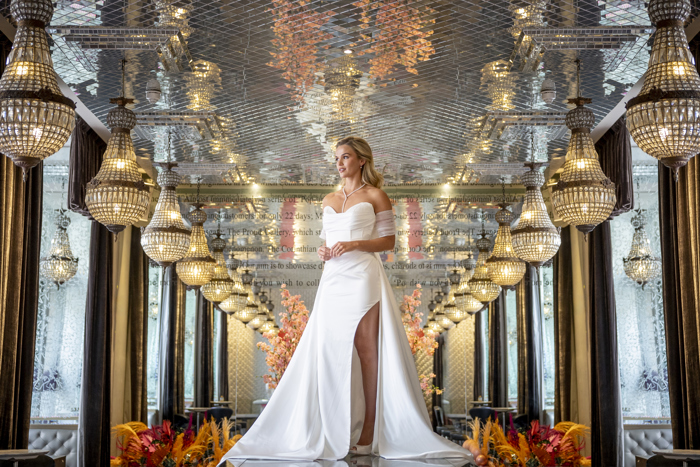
[
  {"left": 444, "top": 317, "right": 476, "bottom": 415},
  {"left": 227, "top": 318, "right": 257, "bottom": 414}
]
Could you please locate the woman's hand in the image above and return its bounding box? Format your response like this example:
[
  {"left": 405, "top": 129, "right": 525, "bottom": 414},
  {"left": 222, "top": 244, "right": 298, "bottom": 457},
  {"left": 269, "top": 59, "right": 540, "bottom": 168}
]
[
  {"left": 330, "top": 241, "right": 357, "bottom": 258},
  {"left": 318, "top": 245, "right": 332, "bottom": 261}
]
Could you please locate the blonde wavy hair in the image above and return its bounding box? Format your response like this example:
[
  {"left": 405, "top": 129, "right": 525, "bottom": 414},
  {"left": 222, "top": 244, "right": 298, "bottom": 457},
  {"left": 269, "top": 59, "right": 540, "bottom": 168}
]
[{"left": 335, "top": 136, "right": 384, "bottom": 188}]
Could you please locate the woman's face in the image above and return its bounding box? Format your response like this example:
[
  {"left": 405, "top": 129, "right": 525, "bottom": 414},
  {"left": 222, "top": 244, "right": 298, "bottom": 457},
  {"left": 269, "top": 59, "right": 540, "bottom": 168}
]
[{"left": 335, "top": 144, "right": 364, "bottom": 179}]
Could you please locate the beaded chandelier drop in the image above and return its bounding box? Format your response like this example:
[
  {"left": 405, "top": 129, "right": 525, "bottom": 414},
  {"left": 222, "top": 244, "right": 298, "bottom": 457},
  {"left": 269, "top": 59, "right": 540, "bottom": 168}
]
[
  {"left": 487, "top": 202, "right": 526, "bottom": 289},
  {"left": 623, "top": 209, "right": 662, "bottom": 287},
  {"left": 85, "top": 61, "right": 149, "bottom": 234},
  {"left": 175, "top": 204, "right": 215, "bottom": 288},
  {"left": 140, "top": 162, "right": 191, "bottom": 267},
  {"left": 40, "top": 209, "right": 78, "bottom": 287},
  {"left": 626, "top": 0, "right": 700, "bottom": 180},
  {"left": 552, "top": 59, "right": 616, "bottom": 235},
  {"left": 201, "top": 229, "right": 235, "bottom": 304},
  {"left": 0, "top": 0, "right": 76, "bottom": 179},
  {"left": 469, "top": 222, "right": 502, "bottom": 305},
  {"left": 512, "top": 162, "right": 561, "bottom": 268}
]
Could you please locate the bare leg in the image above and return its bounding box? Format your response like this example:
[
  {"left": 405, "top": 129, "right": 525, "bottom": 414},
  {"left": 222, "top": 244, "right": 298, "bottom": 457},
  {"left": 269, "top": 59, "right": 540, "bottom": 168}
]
[{"left": 353, "top": 301, "right": 380, "bottom": 447}]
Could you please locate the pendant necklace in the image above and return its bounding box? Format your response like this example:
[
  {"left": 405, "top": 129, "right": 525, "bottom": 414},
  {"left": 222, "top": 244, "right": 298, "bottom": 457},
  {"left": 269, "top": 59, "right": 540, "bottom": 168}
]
[{"left": 341, "top": 182, "right": 366, "bottom": 213}]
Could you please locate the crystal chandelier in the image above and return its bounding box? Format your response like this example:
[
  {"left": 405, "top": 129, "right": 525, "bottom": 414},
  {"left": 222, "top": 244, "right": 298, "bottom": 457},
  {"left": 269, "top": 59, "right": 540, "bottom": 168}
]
[
  {"left": 219, "top": 292, "right": 249, "bottom": 314},
  {"left": 487, "top": 200, "right": 526, "bottom": 289},
  {"left": 444, "top": 301, "right": 467, "bottom": 324},
  {"left": 259, "top": 319, "right": 276, "bottom": 334},
  {"left": 232, "top": 301, "right": 257, "bottom": 322},
  {"left": 247, "top": 306, "right": 267, "bottom": 329},
  {"left": 186, "top": 60, "right": 221, "bottom": 111},
  {"left": 436, "top": 309, "right": 455, "bottom": 330},
  {"left": 201, "top": 228, "right": 235, "bottom": 304},
  {"left": 324, "top": 54, "right": 363, "bottom": 122},
  {"left": 154, "top": 0, "right": 194, "bottom": 38},
  {"left": 456, "top": 282, "right": 485, "bottom": 314},
  {"left": 85, "top": 60, "right": 149, "bottom": 234},
  {"left": 481, "top": 60, "right": 516, "bottom": 111},
  {"left": 623, "top": 209, "right": 661, "bottom": 287},
  {"left": 469, "top": 224, "right": 502, "bottom": 305},
  {"left": 461, "top": 252, "right": 477, "bottom": 282},
  {"left": 140, "top": 160, "right": 191, "bottom": 267},
  {"left": 552, "top": 59, "right": 616, "bottom": 235},
  {"left": 40, "top": 209, "right": 79, "bottom": 287},
  {"left": 175, "top": 203, "right": 215, "bottom": 288},
  {"left": 626, "top": 0, "right": 700, "bottom": 180},
  {"left": 512, "top": 160, "right": 561, "bottom": 268},
  {"left": 508, "top": 0, "right": 548, "bottom": 62},
  {"left": 425, "top": 320, "right": 444, "bottom": 334},
  {"left": 0, "top": 0, "right": 76, "bottom": 179}
]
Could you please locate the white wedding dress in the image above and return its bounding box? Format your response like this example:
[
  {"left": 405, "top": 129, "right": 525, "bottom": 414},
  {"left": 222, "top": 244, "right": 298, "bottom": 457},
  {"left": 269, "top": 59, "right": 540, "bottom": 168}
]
[{"left": 219, "top": 202, "right": 473, "bottom": 465}]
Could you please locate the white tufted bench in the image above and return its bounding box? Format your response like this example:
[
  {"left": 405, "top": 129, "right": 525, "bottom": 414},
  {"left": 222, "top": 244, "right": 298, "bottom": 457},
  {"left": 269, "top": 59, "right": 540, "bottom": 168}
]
[
  {"left": 28, "top": 425, "right": 77, "bottom": 467},
  {"left": 624, "top": 424, "right": 673, "bottom": 467}
]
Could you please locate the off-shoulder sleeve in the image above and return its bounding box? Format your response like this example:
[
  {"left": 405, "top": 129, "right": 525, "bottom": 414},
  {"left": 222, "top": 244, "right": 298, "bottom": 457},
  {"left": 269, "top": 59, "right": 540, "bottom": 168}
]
[{"left": 375, "top": 209, "right": 396, "bottom": 237}]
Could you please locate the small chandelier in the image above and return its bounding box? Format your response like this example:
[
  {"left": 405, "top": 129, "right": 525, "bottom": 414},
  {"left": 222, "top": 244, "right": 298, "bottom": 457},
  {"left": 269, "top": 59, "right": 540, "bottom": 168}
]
[
  {"left": 436, "top": 309, "right": 455, "bottom": 330},
  {"left": 201, "top": 227, "right": 235, "bottom": 304},
  {"left": 626, "top": 0, "right": 700, "bottom": 180},
  {"left": 469, "top": 221, "right": 502, "bottom": 305},
  {"left": 186, "top": 60, "right": 221, "bottom": 111},
  {"left": 175, "top": 203, "right": 215, "bottom": 288},
  {"left": 486, "top": 200, "right": 526, "bottom": 289},
  {"left": 219, "top": 292, "right": 248, "bottom": 314},
  {"left": 456, "top": 282, "right": 485, "bottom": 315},
  {"left": 85, "top": 60, "right": 149, "bottom": 234},
  {"left": 324, "top": 54, "right": 363, "bottom": 122},
  {"left": 481, "top": 60, "right": 516, "bottom": 111},
  {"left": 259, "top": 319, "right": 276, "bottom": 334},
  {"left": 247, "top": 306, "right": 267, "bottom": 329},
  {"left": 425, "top": 320, "right": 444, "bottom": 334},
  {"left": 140, "top": 160, "right": 191, "bottom": 267},
  {"left": 444, "top": 301, "right": 467, "bottom": 324},
  {"left": 512, "top": 159, "right": 561, "bottom": 268},
  {"left": 552, "top": 59, "right": 616, "bottom": 235},
  {"left": 226, "top": 249, "right": 242, "bottom": 279},
  {"left": 40, "top": 209, "right": 79, "bottom": 287},
  {"left": 461, "top": 252, "right": 477, "bottom": 282},
  {"left": 623, "top": 209, "right": 661, "bottom": 287},
  {"left": 232, "top": 300, "right": 257, "bottom": 322},
  {"left": 0, "top": 0, "right": 76, "bottom": 180}
]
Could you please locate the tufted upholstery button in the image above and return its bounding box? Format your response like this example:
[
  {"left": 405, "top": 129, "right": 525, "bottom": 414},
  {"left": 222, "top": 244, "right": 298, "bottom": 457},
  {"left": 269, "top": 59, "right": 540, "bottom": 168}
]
[
  {"left": 28, "top": 425, "right": 78, "bottom": 467},
  {"left": 624, "top": 425, "right": 673, "bottom": 467}
]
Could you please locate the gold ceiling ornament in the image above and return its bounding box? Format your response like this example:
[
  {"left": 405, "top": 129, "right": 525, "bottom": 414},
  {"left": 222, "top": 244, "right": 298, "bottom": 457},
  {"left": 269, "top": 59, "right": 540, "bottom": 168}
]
[
  {"left": 324, "top": 54, "right": 363, "bottom": 122},
  {"left": 175, "top": 202, "right": 215, "bottom": 288},
  {"left": 481, "top": 60, "right": 516, "bottom": 111},
  {"left": 85, "top": 60, "right": 149, "bottom": 235},
  {"left": 140, "top": 134, "right": 191, "bottom": 267},
  {"left": 512, "top": 144, "right": 561, "bottom": 268},
  {"left": 40, "top": 208, "right": 79, "bottom": 287},
  {"left": 469, "top": 218, "right": 502, "bottom": 305},
  {"left": 626, "top": 0, "right": 700, "bottom": 180},
  {"left": 0, "top": 0, "right": 76, "bottom": 180},
  {"left": 186, "top": 60, "right": 221, "bottom": 111},
  {"left": 201, "top": 224, "right": 235, "bottom": 304},
  {"left": 623, "top": 208, "right": 661, "bottom": 288},
  {"left": 486, "top": 187, "right": 526, "bottom": 289},
  {"left": 552, "top": 59, "right": 616, "bottom": 235}
]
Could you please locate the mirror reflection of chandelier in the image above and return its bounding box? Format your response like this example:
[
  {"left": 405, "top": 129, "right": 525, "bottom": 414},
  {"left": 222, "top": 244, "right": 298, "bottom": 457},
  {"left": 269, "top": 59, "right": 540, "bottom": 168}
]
[
  {"left": 186, "top": 60, "right": 221, "bottom": 111},
  {"left": 508, "top": 0, "right": 548, "bottom": 61},
  {"left": 154, "top": 0, "right": 194, "bottom": 38},
  {"left": 40, "top": 209, "right": 79, "bottom": 287},
  {"left": 481, "top": 60, "right": 516, "bottom": 111},
  {"left": 623, "top": 209, "right": 661, "bottom": 287},
  {"left": 323, "top": 54, "right": 363, "bottom": 122}
]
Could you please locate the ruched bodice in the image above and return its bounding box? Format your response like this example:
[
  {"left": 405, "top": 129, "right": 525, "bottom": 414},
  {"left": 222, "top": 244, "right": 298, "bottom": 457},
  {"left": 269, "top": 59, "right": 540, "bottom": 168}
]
[{"left": 322, "top": 201, "right": 377, "bottom": 249}]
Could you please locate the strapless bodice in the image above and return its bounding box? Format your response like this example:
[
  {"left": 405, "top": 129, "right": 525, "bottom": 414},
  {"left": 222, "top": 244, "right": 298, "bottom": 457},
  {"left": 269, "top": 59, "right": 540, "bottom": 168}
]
[{"left": 322, "top": 201, "right": 377, "bottom": 248}]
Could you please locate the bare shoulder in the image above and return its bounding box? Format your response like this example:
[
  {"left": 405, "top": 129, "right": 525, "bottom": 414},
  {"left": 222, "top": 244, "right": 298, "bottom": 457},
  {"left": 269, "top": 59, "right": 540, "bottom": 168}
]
[
  {"left": 322, "top": 191, "right": 340, "bottom": 209},
  {"left": 366, "top": 186, "right": 392, "bottom": 212}
]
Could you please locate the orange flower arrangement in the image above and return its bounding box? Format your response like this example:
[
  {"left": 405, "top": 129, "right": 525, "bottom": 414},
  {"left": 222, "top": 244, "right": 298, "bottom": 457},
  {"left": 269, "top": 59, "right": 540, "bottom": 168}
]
[
  {"left": 267, "top": 0, "right": 335, "bottom": 105},
  {"left": 353, "top": 0, "right": 436, "bottom": 81}
]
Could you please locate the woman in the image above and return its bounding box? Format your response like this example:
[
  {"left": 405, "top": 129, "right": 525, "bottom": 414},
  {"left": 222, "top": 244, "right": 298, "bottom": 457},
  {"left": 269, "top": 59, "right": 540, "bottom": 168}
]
[{"left": 219, "top": 137, "right": 478, "bottom": 465}]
